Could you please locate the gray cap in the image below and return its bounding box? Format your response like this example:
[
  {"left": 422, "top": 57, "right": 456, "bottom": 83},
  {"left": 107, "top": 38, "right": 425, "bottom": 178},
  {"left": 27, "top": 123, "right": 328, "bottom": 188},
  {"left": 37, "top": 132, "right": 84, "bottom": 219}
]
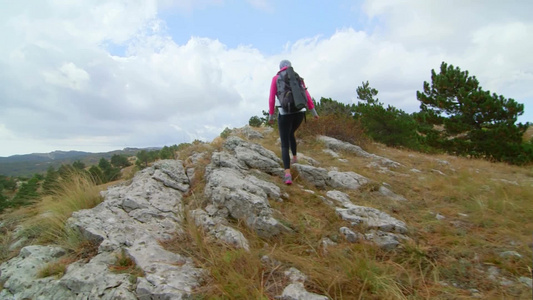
[{"left": 279, "top": 60, "right": 291, "bottom": 69}]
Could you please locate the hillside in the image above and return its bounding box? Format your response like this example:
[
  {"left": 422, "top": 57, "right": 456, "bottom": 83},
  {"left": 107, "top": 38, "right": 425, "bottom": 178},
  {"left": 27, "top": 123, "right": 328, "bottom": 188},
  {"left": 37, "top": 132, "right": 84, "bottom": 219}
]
[
  {"left": 0, "top": 148, "right": 153, "bottom": 177},
  {"left": 0, "top": 126, "right": 532, "bottom": 299}
]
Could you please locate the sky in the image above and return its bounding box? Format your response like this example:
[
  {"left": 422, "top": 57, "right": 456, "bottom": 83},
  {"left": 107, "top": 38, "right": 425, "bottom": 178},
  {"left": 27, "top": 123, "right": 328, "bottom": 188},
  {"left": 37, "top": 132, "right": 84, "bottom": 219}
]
[{"left": 0, "top": 0, "right": 532, "bottom": 157}]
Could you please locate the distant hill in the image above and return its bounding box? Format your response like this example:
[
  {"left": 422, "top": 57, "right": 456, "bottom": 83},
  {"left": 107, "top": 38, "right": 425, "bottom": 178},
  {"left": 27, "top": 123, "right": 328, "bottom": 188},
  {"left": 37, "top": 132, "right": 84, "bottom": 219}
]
[{"left": 0, "top": 148, "right": 158, "bottom": 177}]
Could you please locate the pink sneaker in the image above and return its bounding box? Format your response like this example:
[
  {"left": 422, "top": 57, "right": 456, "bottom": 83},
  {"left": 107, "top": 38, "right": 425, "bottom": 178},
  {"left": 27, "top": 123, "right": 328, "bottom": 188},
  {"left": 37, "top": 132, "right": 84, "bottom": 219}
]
[
  {"left": 291, "top": 156, "right": 298, "bottom": 164},
  {"left": 284, "top": 174, "right": 293, "bottom": 185}
]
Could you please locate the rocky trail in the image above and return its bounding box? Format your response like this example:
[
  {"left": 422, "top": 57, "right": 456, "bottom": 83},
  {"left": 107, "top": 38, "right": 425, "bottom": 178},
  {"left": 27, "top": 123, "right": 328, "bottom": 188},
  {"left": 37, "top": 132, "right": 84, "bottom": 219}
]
[{"left": 1, "top": 127, "right": 531, "bottom": 299}]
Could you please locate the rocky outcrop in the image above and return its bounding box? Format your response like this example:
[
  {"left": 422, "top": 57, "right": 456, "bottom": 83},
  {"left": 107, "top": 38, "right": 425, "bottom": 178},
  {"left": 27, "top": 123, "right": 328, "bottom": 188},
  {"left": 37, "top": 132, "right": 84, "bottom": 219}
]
[
  {"left": 1, "top": 160, "right": 205, "bottom": 299},
  {"left": 0, "top": 132, "right": 413, "bottom": 299},
  {"left": 318, "top": 135, "right": 402, "bottom": 169}
]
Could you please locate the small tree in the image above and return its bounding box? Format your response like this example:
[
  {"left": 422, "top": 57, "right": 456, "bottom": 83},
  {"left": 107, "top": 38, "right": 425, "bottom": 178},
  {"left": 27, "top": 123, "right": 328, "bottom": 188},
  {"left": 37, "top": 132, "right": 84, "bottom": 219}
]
[
  {"left": 99, "top": 158, "right": 120, "bottom": 182},
  {"left": 111, "top": 154, "right": 131, "bottom": 168},
  {"left": 353, "top": 81, "right": 421, "bottom": 149},
  {"left": 261, "top": 110, "right": 273, "bottom": 127},
  {"left": 315, "top": 97, "right": 353, "bottom": 117},
  {"left": 356, "top": 81, "right": 379, "bottom": 105},
  {"left": 136, "top": 150, "right": 150, "bottom": 168},
  {"left": 0, "top": 175, "right": 17, "bottom": 192},
  {"left": 416, "top": 62, "right": 531, "bottom": 164},
  {"left": 72, "top": 160, "right": 86, "bottom": 170},
  {"left": 11, "top": 175, "right": 40, "bottom": 207},
  {"left": 159, "top": 147, "right": 174, "bottom": 160},
  {"left": 220, "top": 127, "right": 232, "bottom": 139},
  {"left": 248, "top": 116, "right": 263, "bottom": 127}
]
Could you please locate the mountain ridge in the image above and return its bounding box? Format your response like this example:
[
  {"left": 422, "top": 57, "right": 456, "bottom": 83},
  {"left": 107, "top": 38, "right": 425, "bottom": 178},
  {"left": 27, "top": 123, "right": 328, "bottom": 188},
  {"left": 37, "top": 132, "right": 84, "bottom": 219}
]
[{"left": 0, "top": 148, "right": 159, "bottom": 177}]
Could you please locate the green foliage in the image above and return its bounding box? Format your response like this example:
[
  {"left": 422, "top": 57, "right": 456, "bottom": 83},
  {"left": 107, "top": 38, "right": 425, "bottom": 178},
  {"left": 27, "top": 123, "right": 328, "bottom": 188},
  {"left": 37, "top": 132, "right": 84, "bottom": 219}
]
[
  {"left": 110, "top": 154, "right": 131, "bottom": 168},
  {"left": 356, "top": 80, "right": 379, "bottom": 105},
  {"left": 159, "top": 146, "right": 174, "bottom": 160},
  {"left": 315, "top": 97, "right": 353, "bottom": 117},
  {"left": 353, "top": 81, "right": 423, "bottom": 150},
  {"left": 11, "top": 175, "right": 40, "bottom": 207},
  {"left": 248, "top": 116, "right": 263, "bottom": 127},
  {"left": 416, "top": 62, "right": 531, "bottom": 164},
  {"left": 98, "top": 158, "right": 121, "bottom": 182},
  {"left": 220, "top": 127, "right": 232, "bottom": 139},
  {"left": 148, "top": 150, "right": 160, "bottom": 162},
  {"left": 72, "top": 160, "right": 86, "bottom": 170},
  {"left": 88, "top": 165, "right": 104, "bottom": 185},
  {"left": 0, "top": 175, "right": 16, "bottom": 192},
  {"left": 58, "top": 164, "right": 75, "bottom": 178},
  {"left": 261, "top": 110, "right": 274, "bottom": 127},
  {"left": 136, "top": 150, "right": 149, "bottom": 168},
  {"left": 135, "top": 150, "right": 160, "bottom": 168},
  {"left": 0, "top": 175, "right": 17, "bottom": 210},
  {"left": 42, "top": 166, "right": 60, "bottom": 195},
  {"left": 0, "top": 186, "right": 8, "bottom": 213}
]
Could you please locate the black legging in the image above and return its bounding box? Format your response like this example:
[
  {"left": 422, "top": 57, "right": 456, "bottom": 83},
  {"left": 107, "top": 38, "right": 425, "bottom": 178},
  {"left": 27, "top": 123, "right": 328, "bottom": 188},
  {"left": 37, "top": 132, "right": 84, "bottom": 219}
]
[{"left": 278, "top": 112, "right": 305, "bottom": 169}]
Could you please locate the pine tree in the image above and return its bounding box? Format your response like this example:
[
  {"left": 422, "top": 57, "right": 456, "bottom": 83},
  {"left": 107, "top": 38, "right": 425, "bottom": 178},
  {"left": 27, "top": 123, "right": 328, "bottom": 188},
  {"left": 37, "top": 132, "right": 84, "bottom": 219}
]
[
  {"left": 416, "top": 62, "right": 531, "bottom": 164},
  {"left": 354, "top": 82, "right": 421, "bottom": 149}
]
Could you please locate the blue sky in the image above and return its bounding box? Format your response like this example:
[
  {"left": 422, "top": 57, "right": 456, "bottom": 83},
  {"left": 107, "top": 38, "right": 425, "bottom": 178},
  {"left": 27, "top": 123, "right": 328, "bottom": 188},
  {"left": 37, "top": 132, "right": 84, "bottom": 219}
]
[{"left": 0, "top": 0, "right": 532, "bottom": 157}]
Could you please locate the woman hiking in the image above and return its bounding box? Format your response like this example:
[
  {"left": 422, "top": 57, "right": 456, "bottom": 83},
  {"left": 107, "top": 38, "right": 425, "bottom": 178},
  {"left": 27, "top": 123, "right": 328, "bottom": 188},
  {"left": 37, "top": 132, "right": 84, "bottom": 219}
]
[{"left": 268, "top": 59, "right": 319, "bottom": 185}]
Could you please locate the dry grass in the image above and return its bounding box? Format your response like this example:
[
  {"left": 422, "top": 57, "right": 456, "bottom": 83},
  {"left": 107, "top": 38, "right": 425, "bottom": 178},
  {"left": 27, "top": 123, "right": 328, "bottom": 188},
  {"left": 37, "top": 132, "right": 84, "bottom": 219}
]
[
  {"left": 523, "top": 126, "right": 533, "bottom": 142},
  {"left": 0, "top": 171, "right": 103, "bottom": 272},
  {"left": 108, "top": 248, "right": 144, "bottom": 283},
  {"left": 160, "top": 212, "right": 285, "bottom": 299},
  {"left": 167, "top": 126, "right": 533, "bottom": 299},
  {"left": 25, "top": 171, "right": 103, "bottom": 246},
  {"left": 1, "top": 123, "right": 532, "bottom": 299}
]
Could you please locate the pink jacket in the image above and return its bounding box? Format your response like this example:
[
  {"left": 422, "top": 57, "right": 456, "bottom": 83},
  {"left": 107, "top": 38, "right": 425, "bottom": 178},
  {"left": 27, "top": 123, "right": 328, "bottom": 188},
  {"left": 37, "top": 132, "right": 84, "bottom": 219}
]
[{"left": 269, "top": 66, "right": 315, "bottom": 115}]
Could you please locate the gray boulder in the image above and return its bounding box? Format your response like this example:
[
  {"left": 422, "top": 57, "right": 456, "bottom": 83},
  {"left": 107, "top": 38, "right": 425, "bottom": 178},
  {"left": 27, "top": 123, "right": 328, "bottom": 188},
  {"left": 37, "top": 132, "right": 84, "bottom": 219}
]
[
  {"left": 318, "top": 135, "right": 401, "bottom": 169},
  {"left": 224, "top": 136, "right": 284, "bottom": 176},
  {"left": 204, "top": 165, "right": 289, "bottom": 238},
  {"left": 326, "top": 190, "right": 409, "bottom": 249},
  {"left": 292, "top": 164, "right": 329, "bottom": 188},
  {"left": 327, "top": 170, "right": 370, "bottom": 190}
]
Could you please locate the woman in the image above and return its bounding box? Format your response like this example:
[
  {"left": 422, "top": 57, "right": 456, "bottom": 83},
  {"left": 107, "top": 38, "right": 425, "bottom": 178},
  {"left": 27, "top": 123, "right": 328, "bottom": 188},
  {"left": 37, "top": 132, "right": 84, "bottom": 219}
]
[{"left": 268, "top": 60, "right": 319, "bottom": 185}]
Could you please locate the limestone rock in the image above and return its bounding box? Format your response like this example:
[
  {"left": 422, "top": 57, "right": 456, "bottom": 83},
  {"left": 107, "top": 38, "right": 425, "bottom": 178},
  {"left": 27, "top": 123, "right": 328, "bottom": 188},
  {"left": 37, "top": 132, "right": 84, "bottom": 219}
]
[
  {"left": 280, "top": 282, "right": 329, "bottom": 300},
  {"left": 327, "top": 170, "right": 370, "bottom": 190},
  {"left": 204, "top": 164, "right": 289, "bottom": 239},
  {"left": 224, "top": 136, "right": 283, "bottom": 176},
  {"left": 191, "top": 209, "right": 250, "bottom": 250},
  {"left": 318, "top": 135, "right": 401, "bottom": 169},
  {"left": 292, "top": 164, "right": 329, "bottom": 188}
]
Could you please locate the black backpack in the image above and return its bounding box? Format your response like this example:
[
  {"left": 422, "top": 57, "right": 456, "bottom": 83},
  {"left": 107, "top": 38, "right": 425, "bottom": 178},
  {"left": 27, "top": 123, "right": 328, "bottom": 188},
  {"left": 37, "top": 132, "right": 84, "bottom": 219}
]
[{"left": 277, "top": 66, "right": 308, "bottom": 113}]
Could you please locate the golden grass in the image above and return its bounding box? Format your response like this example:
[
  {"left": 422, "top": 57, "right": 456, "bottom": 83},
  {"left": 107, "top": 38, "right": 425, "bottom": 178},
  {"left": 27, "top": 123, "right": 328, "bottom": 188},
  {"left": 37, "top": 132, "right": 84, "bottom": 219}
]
[
  {"left": 26, "top": 172, "right": 102, "bottom": 246},
  {"left": 37, "top": 256, "right": 75, "bottom": 279},
  {"left": 166, "top": 127, "right": 533, "bottom": 299},
  {"left": 1, "top": 123, "right": 532, "bottom": 299},
  {"left": 160, "top": 212, "right": 282, "bottom": 299},
  {"left": 109, "top": 248, "right": 144, "bottom": 283},
  {"left": 0, "top": 171, "right": 103, "bottom": 271}
]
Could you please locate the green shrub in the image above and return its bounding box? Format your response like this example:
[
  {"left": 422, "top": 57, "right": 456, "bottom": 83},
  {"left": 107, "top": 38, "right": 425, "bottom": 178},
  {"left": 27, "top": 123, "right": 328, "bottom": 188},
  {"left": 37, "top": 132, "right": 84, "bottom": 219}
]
[
  {"left": 249, "top": 116, "right": 262, "bottom": 127},
  {"left": 220, "top": 127, "right": 232, "bottom": 139}
]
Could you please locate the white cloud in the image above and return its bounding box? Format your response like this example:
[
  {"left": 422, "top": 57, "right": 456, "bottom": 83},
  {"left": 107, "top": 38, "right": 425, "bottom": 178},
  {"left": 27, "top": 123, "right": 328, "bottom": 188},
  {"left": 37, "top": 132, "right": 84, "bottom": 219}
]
[
  {"left": 43, "top": 62, "right": 90, "bottom": 90},
  {"left": 0, "top": 0, "right": 531, "bottom": 157}
]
